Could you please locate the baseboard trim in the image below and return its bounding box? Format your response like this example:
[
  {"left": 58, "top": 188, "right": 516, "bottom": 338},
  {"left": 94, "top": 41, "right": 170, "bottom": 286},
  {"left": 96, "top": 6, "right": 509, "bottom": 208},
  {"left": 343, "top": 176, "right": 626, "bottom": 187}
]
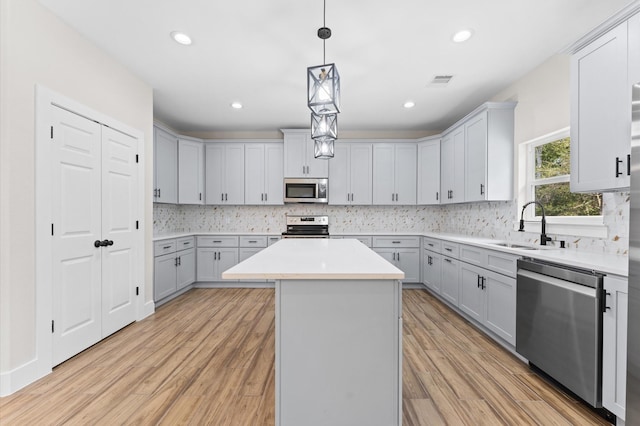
[{"left": 0, "top": 358, "right": 50, "bottom": 397}]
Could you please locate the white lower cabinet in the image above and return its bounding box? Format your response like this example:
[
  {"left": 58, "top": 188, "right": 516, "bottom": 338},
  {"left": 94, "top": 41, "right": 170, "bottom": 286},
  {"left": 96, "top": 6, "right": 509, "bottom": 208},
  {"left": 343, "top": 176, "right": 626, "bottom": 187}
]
[
  {"left": 154, "top": 237, "right": 196, "bottom": 303},
  {"left": 602, "top": 274, "right": 628, "bottom": 421},
  {"left": 239, "top": 236, "right": 269, "bottom": 283},
  {"left": 373, "top": 236, "right": 420, "bottom": 282},
  {"left": 422, "top": 249, "right": 442, "bottom": 294},
  {"left": 196, "top": 236, "right": 240, "bottom": 282},
  {"left": 441, "top": 256, "right": 459, "bottom": 306}
]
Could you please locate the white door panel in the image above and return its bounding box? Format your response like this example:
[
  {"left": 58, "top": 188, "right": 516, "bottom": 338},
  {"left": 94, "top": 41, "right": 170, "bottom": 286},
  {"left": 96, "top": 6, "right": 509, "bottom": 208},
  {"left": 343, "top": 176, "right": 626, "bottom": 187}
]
[
  {"left": 52, "top": 106, "right": 102, "bottom": 366},
  {"left": 101, "top": 127, "right": 136, "bottom": 337}
]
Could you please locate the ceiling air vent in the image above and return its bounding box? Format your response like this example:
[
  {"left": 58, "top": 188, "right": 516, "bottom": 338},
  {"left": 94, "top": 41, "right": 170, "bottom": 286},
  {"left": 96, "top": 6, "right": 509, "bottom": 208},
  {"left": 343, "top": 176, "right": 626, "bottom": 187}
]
[{"left": 429, "top": 75, "right": 453, "bottom": 86}]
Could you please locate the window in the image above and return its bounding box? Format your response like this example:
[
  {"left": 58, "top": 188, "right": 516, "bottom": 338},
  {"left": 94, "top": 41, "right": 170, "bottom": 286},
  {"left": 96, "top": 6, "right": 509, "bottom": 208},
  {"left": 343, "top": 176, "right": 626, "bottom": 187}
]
[{"left": 520, "top": 128, "right": 605, "bottom": 237}]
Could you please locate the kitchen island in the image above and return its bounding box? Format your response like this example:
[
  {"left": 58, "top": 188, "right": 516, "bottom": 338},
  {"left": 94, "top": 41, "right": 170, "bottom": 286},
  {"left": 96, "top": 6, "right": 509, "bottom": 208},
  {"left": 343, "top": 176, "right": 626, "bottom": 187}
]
[{"left": 222, "top": 238, "right": 404, "bottom": 426}]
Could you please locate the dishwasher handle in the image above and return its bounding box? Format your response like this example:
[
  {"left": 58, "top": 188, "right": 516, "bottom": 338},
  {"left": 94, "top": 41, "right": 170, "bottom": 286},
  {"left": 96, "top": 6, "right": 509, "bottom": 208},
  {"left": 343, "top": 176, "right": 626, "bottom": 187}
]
[{"left": 517, "top": 269, "right": 598, "bottom": 298}]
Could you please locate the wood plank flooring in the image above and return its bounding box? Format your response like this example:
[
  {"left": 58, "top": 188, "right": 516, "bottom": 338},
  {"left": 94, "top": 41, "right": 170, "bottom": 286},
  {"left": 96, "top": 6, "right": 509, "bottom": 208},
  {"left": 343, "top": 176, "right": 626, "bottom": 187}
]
[{"left": 0, "top": 288, "right": 610, "bottom": 425}]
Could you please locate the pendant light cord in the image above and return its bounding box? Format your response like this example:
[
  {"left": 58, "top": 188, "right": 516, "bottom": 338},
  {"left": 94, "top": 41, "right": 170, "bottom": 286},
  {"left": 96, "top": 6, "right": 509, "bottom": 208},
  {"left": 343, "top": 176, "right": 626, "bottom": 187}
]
[{"left": 323, "top": 0, "right": 326, "bottom": 64}]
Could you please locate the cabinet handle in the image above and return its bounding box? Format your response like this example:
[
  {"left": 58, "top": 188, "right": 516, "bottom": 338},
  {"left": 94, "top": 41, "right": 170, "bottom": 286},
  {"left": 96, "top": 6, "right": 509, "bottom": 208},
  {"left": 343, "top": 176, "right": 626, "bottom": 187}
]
[
  {"left": 221, "top": 193, "right": 224, "bottom": 201},
  {"left": 616, "top": 157, "right": 624, "bottom": 177},
  {"left": 225, "top": 193, "right": 228, "bottom": 201},
  {"left": 175, "top": 257, "right": 178, "bottom": 266},
  {"left": 628, "top": 154, "right": 631, "bottom": 176},
  {"left": 199, "top": 193, "right": 202, "bottom": 201},
  {"left": 397, "top": 252, "right": 400, "bottom": 261},
  {"left": 482, "top": 276, "right": 486, "bottom": 290},
  {"left": 445, "top": 248, "right": 452, "bottom": 252},
  {"left": 183, "top": 242, "right": 190, "bottom": 245},
  {"left": 603, "top": 290, "right": 612, "bottom": 312},
  {"left": 248, "top": 240, "right": 257, "bottom": 243},
  {"left": 450, "top": 190, "right": 453, "bottom": 199},
  {"left": 444, "top": 258, "right": 452, "bottom": 264},
  {"left": 153, "top": 188, "right": 157, "bottom": 198},
  {"left": 392, "top": 241, "right": 401, "bottom": 244},
  {"left": 163, "top": 245, "right": 172, "bottom": 249},
  {"left": 477, "top": 275, "right": 481, "bottom": 288},
  {"left": 178, "top": 256, "right": 181, "bottom": 266},
  {"left": 158, "top": 188, "right": 161, "bottom": 198},
  {"left": 428, "top": 243, "right": 434, "bottom": 247},
  {"left": 265, "top": 193, "right": 268, "bottom": 202},
  {"left": 436, "top": 192, "right": 439, "bottom": 201},
  {"left": 261, "top": 193, "right": 264, "bottom": 201},
  {"left": 480, "top": 183, "right": 485, "bottom": 195},
  {"left": 428, "top": 255, "right": 432, "bottom": 265},
  {"left": 213, "top": 240, "right": 222, "bottom": 243}
]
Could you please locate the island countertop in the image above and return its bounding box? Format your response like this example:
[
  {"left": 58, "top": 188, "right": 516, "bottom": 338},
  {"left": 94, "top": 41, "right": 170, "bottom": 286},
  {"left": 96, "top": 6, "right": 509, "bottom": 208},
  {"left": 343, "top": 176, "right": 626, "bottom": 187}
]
[{"left": 222, "top": 238, "right": 405, "bottom": 280}]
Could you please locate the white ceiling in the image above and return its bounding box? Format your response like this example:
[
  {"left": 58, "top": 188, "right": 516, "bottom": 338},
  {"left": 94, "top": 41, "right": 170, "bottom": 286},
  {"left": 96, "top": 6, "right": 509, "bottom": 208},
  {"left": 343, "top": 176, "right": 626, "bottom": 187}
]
[{"left": 39, "top": 0, "right": 636, "bottom": 134}]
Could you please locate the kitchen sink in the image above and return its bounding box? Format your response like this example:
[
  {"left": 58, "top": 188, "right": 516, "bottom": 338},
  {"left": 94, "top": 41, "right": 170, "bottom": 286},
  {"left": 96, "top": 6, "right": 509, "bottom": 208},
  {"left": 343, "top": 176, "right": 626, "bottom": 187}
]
[{"left": 489, "top": 242, "right": 544, "bottom": 250}]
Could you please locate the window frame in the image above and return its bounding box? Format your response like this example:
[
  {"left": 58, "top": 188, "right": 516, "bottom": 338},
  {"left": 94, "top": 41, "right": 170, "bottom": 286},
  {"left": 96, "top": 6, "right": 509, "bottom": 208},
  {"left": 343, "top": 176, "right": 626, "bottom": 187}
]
[{"left": 518, "top": 127, "right": 606, "bottom": 238}]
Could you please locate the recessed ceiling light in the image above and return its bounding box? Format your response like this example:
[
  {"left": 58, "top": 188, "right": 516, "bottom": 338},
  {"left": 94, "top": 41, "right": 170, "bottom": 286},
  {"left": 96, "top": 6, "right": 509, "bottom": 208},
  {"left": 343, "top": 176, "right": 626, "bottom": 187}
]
[
  {"left": 230, "top": 102, "right": 243, "bottom": 109},
  {"left": 452, "top": 29, "right": 473, "bottom": 43},
  {"left": 403, "top": 101, "right": 415, "bottom": 109},
  {"left": 170, "top": 31, "right": 192, "bottom": 45}
]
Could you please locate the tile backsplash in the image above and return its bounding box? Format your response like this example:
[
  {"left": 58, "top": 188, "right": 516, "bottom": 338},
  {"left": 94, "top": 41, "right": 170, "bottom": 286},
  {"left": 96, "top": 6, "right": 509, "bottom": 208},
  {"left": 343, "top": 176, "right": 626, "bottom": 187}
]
[{"left": 154, "top": 192, "right": 629, "bottom": 256}]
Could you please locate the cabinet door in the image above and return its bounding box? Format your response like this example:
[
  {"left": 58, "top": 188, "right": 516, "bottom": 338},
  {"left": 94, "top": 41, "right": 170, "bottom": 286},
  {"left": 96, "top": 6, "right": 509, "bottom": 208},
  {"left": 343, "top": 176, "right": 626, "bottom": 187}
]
[
  {"left": 350, "top": 144, "right": 373, "bottom": 205},
  {"left": 154, "top": 127, "right": 178, "bottom": 203},
  {"left": 225, "top": 145, "right": 245, "bottom": 204},
  {"left": 284, "top": 132, "right": 307, "bottom": 177},
  {"left": 483, "top": 270, "right": 516, "bottom": 345},
  {"left": 459, "top": 263, "right": 484, "bottom": 323},
  {"left": 417, "top": 140, "right": 441, "bottom": 205},
  {"left": 239, "top": 247, "right": 266, "bottom": 283},
  {"left": 245, "top": 143, "right": 266, "bottom": 205},
  {"left": 465, "top": 111, "right": 488, "bottom": 202},
  {"left": 603, "top": 275, "right": 628, "bottom": 419},
  {"left": 440, "top": 257, "right": 459, "bottom": 305},
  {"left": 217, "top": 248, "right": 239, "bottom": 281},
  {"left": 440, "top": 128, "right": 464, "bottom": 204},
  {"left": 451, "top": 127, "right": 466, "bottom": 203},
  {"left": 178, "top": 139, "right": 204, "bottom": 204},
  {"left": 205, "top": 144, "right": 225, "bottom": 204},
  {"left": 571, "top": 21, "right": 630, "bottom": 191},
  {"left": 422, "top": 251, "right": 441, "bottom": 294},
  {"left": 372, "top": 144, "right": 395, "bottom": 205},
  {"left": 395, "top": 144, "right": 417, "bottom": 204},
  {"left": 329, "top": 144, "right": 350, "bottom": 204},
  {"left": 396, "top": 248, "right": 420, "bottom": 282},
  {"left": 154, "top": 253, "right": 177, "bottom": 301},
  {"left": 176, "top": 248, "right": 196, "bottom": 290},
  {"left": 373, "top": 248, "right": 396, "bottom": 266},
  {"left": 196, "top": 248, "right": 217, "bottom": 281},
  {"left": 264, "top": 143, "right": 284, "bottom": 205}
]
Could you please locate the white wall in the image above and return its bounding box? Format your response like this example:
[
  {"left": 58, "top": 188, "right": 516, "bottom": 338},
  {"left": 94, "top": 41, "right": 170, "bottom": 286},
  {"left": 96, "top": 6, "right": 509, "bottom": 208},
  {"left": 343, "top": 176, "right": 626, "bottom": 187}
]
[{"left": 0, "top": 0, "right": 153, "bottom": 391}]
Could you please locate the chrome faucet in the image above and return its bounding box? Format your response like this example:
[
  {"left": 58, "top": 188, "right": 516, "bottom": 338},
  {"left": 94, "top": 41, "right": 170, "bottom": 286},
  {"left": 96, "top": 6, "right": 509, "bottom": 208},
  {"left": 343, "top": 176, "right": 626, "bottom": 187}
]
[{"left": 518, "top": 201, "right": 553, "bottom": 246}]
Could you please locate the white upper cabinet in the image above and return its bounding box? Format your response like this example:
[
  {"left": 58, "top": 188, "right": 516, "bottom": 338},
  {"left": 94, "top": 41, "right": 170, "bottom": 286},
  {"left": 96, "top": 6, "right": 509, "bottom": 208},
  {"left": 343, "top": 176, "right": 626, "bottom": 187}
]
[
  {"left": 440, "top": 126, "right": 465, "bottom": 204},
  {"left": 245, "top": 142, "right": 284, "bottom": 205},
  {"left": 178, "top": 139, "right": 204, "bottom": 205},
  {"left": 329, "top": 142, "right": 372, "bottom": 205},
  {"left": 282, "top": 129, "right": 329, "bottom": 178},
  {"left": 570, "top": 14, "right": 640, "bottom": 192},
  {"left": 205, "top": 143, "right": 245, "bottom": 205},
  {"left": 464, "top": 105, "right": 515, "bottom": 202},
  {"left": 417, "top": 137, "right": 441, "bottom": 205},
  {"left": 372, "top": 143, "right": 417, "bottom": 205},
  {"left": 153, "top": 126, "right": 178, "bottom": 204}
]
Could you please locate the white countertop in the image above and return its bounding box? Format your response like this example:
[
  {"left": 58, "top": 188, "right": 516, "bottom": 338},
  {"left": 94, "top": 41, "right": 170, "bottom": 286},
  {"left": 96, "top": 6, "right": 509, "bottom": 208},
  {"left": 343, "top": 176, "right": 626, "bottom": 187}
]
[{"left": 222, "top": 239, "right": 405, "bottom": 280}]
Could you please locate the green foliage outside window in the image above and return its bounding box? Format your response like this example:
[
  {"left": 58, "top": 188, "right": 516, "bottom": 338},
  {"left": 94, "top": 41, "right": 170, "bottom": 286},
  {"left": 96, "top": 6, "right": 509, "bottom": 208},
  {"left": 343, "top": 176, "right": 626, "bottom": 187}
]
[{"left": 532, "top": 138, "right": 602, "bottom": 217}]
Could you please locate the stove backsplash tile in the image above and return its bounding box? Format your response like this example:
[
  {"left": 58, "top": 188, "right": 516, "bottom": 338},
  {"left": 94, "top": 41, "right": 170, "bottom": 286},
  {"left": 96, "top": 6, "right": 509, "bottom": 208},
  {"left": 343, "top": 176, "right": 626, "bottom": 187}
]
[{"left": 154, "top": 191, "right": 629, "bottom": 256}]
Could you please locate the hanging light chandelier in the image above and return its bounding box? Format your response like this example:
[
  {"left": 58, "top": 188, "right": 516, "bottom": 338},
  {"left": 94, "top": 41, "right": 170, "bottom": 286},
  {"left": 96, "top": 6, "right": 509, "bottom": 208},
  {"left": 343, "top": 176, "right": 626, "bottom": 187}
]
[{"left": 307, "top": 0, "right": 340, "bottom": 159}]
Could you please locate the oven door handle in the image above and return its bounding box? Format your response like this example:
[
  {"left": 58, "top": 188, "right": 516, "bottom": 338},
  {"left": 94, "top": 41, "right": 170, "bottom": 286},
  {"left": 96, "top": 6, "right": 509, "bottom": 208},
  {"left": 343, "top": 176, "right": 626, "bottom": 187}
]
[{"left": 517, "top": 269, "right": 596, "bottom": 298}]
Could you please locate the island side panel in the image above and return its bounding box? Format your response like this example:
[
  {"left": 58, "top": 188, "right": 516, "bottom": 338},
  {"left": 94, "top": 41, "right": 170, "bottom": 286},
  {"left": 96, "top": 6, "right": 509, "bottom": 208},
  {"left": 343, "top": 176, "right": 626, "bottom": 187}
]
[{"left": 275, "top": 279, "right": 402, "bottom": 426}]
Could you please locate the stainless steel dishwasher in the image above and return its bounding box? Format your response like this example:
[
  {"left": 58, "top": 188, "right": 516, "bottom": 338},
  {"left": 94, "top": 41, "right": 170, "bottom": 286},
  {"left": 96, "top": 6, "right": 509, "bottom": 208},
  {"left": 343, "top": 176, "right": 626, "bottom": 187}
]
[{"left": 516, "top": 258, "right": 604, "bottom": 408}]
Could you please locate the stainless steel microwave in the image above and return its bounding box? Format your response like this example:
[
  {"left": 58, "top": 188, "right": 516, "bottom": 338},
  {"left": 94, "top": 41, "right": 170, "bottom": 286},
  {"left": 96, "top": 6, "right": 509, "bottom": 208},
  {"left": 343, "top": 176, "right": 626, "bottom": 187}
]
[{"left": 283, "top": 178, "right": 328, "bottom": 203}]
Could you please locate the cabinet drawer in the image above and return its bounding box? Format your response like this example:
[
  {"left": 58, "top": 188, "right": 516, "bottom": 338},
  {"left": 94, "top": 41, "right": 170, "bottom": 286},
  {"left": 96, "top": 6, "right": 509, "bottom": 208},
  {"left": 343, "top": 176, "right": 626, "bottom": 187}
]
[
  {"left": 441, "top": 242, "right": 459, "bottom": 258},
  {"left": 176, "top": 236, "right": 195, "bottom": 251},
  {"left": 197, "top": 236, "right": 239, "bottom": 248},
  {"left": 373, "top": 236, "right": 420, "bottom": 248},
  {"left": 268, "top": 235, "right": 282, "bottom": 246},
  {"left": 459, "top": 244, "right": 485, "bottom": 266},
  {"left": 422, "top": 237, "right": 442, "bottom": 253},
  {"left": 342, "top": 235, "right": 373, "bottom": 247},
  {"left": 486, "top": 250, "right": 519, "bottom": 278},
  {"left": 154, "top": 239, "right": 176, "bottom": 256},
  {"left": 240, "top": 236, "right": 268, "bottom": 248}
]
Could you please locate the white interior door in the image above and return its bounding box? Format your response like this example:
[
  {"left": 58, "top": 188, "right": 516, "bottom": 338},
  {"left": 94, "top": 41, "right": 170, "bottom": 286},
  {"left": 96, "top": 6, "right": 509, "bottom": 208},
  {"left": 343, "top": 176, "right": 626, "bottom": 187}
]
[
  {"left": 51, "top": 106, "right": 102, "bottom": 366},
  {"left": 101, "top": 127, "right": 137, "bottom": 337}
]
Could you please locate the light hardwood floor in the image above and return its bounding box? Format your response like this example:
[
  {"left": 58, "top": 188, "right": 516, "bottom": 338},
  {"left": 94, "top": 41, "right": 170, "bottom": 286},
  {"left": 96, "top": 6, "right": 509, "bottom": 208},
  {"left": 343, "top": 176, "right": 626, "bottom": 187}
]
[{"left": 0, "top": 288, "right": 610, "bottom": 425}]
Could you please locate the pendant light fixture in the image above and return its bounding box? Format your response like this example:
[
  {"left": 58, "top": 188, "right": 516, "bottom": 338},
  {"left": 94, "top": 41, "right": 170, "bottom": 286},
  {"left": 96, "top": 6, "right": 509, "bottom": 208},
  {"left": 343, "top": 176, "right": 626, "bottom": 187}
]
[{"left": 308, "top": 0, "right": 340, "bottom": 159}]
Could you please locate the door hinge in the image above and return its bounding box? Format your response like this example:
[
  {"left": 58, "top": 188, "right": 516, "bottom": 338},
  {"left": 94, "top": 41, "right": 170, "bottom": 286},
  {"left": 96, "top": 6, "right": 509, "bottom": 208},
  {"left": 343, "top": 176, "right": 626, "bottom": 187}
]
[
  {"left": 136, "top": 220, "right": 139, "bottom": 230},
  {"left": 50, "top": 126, "right": 54, "bottom": 139},
  {"left": 51, "top": 320, "right": 55, "bottom": 333},
  {"left": 51, "top": 223, "right": 54, "bottom": 236},
  {"left": 136, "top": 154, "right": 139, "bottom": 163},
  {"left": 136, "top": 286, "right": 139, "bottom": 296}
]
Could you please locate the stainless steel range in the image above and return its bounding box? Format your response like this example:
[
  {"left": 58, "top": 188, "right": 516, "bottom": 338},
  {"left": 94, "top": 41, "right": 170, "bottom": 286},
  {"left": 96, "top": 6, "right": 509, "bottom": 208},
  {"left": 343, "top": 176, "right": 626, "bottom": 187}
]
[{"left": 281, "top": 215, "right": 329, "bottom": 238}]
